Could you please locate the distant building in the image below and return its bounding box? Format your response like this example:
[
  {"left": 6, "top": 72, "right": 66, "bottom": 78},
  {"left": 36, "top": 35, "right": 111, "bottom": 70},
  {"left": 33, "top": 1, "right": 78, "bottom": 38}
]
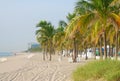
[{"left": 28, "top": 43, "right": 40, "bottom": 49}]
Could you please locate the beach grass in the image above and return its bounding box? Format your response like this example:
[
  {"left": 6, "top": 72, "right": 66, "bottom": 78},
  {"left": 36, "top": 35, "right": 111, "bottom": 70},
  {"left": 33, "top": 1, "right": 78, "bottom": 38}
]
[{"left": 72, "top": 59, "right": 120, "bottom": 81}]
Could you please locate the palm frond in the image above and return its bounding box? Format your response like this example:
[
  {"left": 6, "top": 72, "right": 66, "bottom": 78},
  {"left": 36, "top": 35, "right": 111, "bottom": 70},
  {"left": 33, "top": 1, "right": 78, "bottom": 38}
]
[
  {"left": 65, "top": 13, "right": 94, "bottom": 39},
  {"left": 110, "top": 13, "right": 120, "bottom": 28}
]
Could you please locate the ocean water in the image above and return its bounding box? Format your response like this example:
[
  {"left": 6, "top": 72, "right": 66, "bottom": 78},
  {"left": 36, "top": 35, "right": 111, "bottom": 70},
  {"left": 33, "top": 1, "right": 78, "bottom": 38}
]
[{"left": 0, "top": 52, "right": 13, "bottom": 57}]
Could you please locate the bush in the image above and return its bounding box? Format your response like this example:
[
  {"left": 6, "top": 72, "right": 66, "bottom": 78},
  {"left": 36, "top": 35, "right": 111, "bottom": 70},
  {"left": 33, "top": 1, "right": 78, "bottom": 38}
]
[{"left": 72, "top": 60, "right": 120, "bottom": 81}]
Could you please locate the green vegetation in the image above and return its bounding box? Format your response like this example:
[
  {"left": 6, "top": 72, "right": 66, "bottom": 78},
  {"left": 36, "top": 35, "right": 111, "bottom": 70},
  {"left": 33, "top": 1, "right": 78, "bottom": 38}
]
[
  {"left": 27, "top": 47, "right": 42, "bottom": 52},
  {"left": 73, "top": 60, "right": 120, "bottom": 81}
]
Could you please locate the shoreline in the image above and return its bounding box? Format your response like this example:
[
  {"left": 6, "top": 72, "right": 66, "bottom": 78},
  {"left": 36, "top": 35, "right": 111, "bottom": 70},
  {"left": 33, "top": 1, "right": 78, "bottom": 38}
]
[{"left": 0, "top": 53, "right": 39, "bottom": 73}]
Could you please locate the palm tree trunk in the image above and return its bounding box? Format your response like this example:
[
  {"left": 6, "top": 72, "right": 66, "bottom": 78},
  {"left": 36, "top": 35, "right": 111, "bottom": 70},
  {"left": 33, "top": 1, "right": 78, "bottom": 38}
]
[
  {"left": 115, "top": 31, "right": 118, "bottom": 60},
  {"left": 108, "top": 42, "right": 111, "bottom": 58},
  {"left": 104, "top": 31, "right": 107, "bottom": 59},
  {"left": 98, "top": 48, "right": 100, "bottom": 56},
  {"left": 93, "top": 46, "right": 96, "bottom": 60},
  {"left": 49, "top": 41, "right": 52, "bottom": 61},
  {"left": 43, "top": 47, "right": 45, "bottom": 61},
  {"left": 100, "top": 37, "right": 103, "bottom": 60},
  {"left": 73, "top": 38, "right": 77, "bottom": 62},
  {"left": 111, "top": 44, "right": 113, "bottom": 57},
  {"left": 46, "top": 44, "right": 48, "bottom": 59},
  {"left": 49, "top": 53, "right": 52, "bottom": 61},
  {"left": 67, "top": 49, "right": 69, "bottom": 57},
  {"left": 76, "top": 43, "right": 79, "bottom": 58},
  {"left": 85, "top": 48, "right": 88, "bottom": 60},
  {"left": 60, "top": 47, "right": 63, "bottom": 60}
]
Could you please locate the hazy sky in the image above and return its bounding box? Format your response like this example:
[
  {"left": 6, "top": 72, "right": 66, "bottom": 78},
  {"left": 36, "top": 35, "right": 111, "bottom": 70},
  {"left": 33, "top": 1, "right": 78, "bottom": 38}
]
[{"left": 0, "top": 0, "right": 75, "bottom": 52}]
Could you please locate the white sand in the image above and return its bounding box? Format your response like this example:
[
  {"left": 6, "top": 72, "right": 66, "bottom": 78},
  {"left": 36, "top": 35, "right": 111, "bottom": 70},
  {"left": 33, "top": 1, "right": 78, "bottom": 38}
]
[
  {"left": 0, "top": 53, "right": 86, "bottom": 81},
  {"left": 0, "top": 58, "right": 7, "bottom": 62}
]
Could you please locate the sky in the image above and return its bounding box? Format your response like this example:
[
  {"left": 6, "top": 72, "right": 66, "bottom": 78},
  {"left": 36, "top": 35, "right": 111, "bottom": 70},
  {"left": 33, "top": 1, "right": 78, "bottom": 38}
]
[{"left": 0, "top": 0, "right": 76, "bottom": 52}]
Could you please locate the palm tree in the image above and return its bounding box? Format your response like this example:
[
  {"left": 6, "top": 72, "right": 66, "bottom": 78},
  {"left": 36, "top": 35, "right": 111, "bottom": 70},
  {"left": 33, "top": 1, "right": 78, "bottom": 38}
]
[
  {"left": 53, "top": 22, "right": 65, "bottom": 51},
  {"left": 66, "top": 13, "right": 76, "bottom": 22},
  {"left": 36, "top": 20, "right": 55, "bottom": 61},
  {"left": 36, "top": 20, "right": 49, "bottom": 60},
  {"left": 66, "top": 0, "right": 120, "bottom": 60},
  {"left": 66, "top": 13, "right": 80, "bottom": 62}
]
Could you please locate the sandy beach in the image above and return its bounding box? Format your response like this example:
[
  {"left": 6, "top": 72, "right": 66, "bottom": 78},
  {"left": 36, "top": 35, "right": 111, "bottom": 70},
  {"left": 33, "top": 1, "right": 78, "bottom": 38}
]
[{"left": 0, "top": 53, "right": 86, "bottom": 81}]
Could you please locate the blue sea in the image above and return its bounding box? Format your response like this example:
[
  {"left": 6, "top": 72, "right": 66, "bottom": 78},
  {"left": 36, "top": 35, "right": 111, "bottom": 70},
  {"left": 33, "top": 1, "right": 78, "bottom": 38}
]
[{"left": 0, "top": 52, "right": 14, "bottom": 57}]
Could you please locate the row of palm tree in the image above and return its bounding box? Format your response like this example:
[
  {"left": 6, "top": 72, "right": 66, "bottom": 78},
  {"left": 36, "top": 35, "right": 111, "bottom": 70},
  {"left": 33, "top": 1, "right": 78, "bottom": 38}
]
[
  {"left": 36, "top": 0, "right": 120, "bottom": 61},
  {"left": 36, "top": 21, "right": 55, "bottom": 61},
  {"left": 35, "top": 12, "right": 75, "bottom": 61}
]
